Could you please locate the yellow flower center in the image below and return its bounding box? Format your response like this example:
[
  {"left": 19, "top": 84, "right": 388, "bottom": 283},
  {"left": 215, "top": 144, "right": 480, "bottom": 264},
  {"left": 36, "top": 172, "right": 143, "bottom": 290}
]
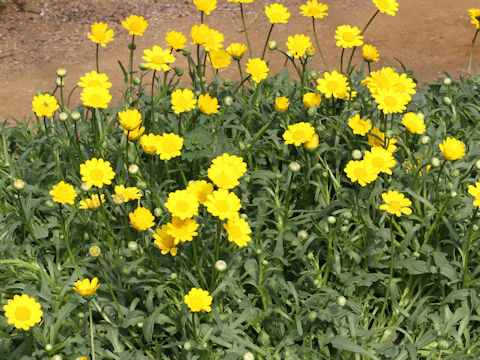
[
  {"left": 94, "top": 32, "right": 106, "bottom": 42},
  {"left": 151, "top": 55, "right": 165, "bottom": 64},
  {"left": 175, "top": 200, "right": 190, "bottom": 213},
  {"left": 342, "top": 32, "right": 356, "bottom": 42},
  {"left": 162, "top": 140, "right": 177, "bottom": 153},
  {"left": 15, "top": 306, "right": 32, "bottom": 321},
  {"left": 228, "top": 224, "right": 242, "bottom": 239},
  {"left": 292, "top": 129, "right": 306, "bottom": 141},
  {"left": 376, "top": 0, "right": 390, "bottom": 10},
  {"left": 371, "top": 156, "right": 385, "bottom": 168},
  {"left": 89, "top": 93, "right": 104, "bottom": 105},
  {"left": 88, "top": 80, "right": 103, "bottom": 87},
  {"left": 353, "top": 167, "right": 367, "bottom": 179},
  {"left": 327, "top": 80, "right": 340, "bottom": 92},
  {"left": 128, "top": 21, "right": 142, "bottom": 32},
  {"left": 89, "top": 168, "right": 105, "bottom": 181},
  {"left": 190, "top": 296, "right": 204, "bottom": 309},
  {"left": 215, "top": 200, "right": 230, "bottom": 212},
  {"left": 383, "top": 95, "right": 398, "bottom": 107},
  {"left": 388, "top": 201, "right": 402, "bottom": 211}
]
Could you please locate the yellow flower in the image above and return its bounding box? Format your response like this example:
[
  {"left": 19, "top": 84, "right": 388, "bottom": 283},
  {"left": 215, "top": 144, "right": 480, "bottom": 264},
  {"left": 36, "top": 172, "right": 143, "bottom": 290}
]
[
  {"left": 80, "top": 158, "right": 116, "bottom": 188},
  {"left": 165, "top": 190, "right": 199, "bottom": 220},
  {"left": 468, "top": 182, "right": 480, "bottom": 207},
  {"left": 204, "top": 28, "right": 224, "bottom": 52},
  {"left": 224, "top": 215, "right": 252, "bottom": 247},
  {"left": 373, "top": 89, "right": 410, "bottom": 114},
  {"left": 362, "top": 67, "right": 398, "bottom": 95},
  {"left": 392, "top": 73, "right": 416, "bottom": 98},
  {"left": 122, "top": 15, "right": 148, "bottom": 36},
  {"left": 153, "top": 225, "right": 178, "bottom": 256},
  {"left": 402, "top": 113, "right": 425, "bottom": 134},
  {"left": 246, "top": 58, "right": 269, "bottom": 83},
  {"left": 348, "top": 114, "right": 372, "bottom": 136},
  {"left": 208, "top": 49, "right": 231, "bottom": 69},
  {"left": 226, "top": 43, "right": 247, "bottom": 60},
  {"left": 368, "top": 126, "right": 397, "bottom": 152},
  {"left": 283, "top": 122, "right": 315, "bottom": 146},
  {"left": 186, "top": 180, "right": 214, "bottom": 204},
  {"left": 468, "top": 9, "right": 480, "bottom": 29},
  {"left": 140, "top": 133, "right": 161, "bottom": 154},
  {"left": 165, "top": 31, "right": 187, "bottom": 50},
  {"left": 304, "top": 133, "right": 319, "bottom": 150},
  {"left": 77, "top": 71, "right": 112, "bottom": 89},
  {"left": 156, "top": 133, "right": 183, "bottom": 160},
  {"left": 32, "top": 93, "right": 59, "bottom": 117},
  {"left": 88, "top": 22, "right": 114, "bottom": 47},
  {"left": 193, "top": 0, "right": 217, "bottom": 15},
  {"left": 275, "top": 96, "right": 290, "bottom": 112},
  {"left": 184, "top": 288, "right": 212, "bottom": 312},
  {"left": 118, "top": 109, "right": 142, "bottom": 131},
  {"left": 125, "top": 126, "right": 145, "bottom": 141},
  {"left": 302, "top": 92, "right": 322, "bottom": 108},
  {"left": 73, "top": 277, "right": 100, "bottom": 297},
  {"left": 363, "top": 147, "right": 396, "bottom": 175},
  {"left": 439, "top": 137, "right": 466, "bottom": 161},
  {"left": 344, "top": 160, "right": 378, "bottom": 186},
  {"left": 265, "top": 3, "right": 291, "bottom": 24},
  {"left": 142, "top": 46, "right": 175, "bottom": 72},
  {"left": 379, "top": 191, "right": 412, "bottom": 217},
  {"left": 362, "top": 44, "right": 380, "bottom": 62},
  {"left": 79, "top": 194, "right": 105, "bottom": 210},
  {"left": 80, "top": 86, "right": 111, "bottom": 109},
  {"left": 372, "top": 0, "right": 399, "bottom": 16},
  {"left": 129, "top": 207, "right": 155, "bottom": 231},
  {"left": 113, "top": 185, "right": 142, "bottom": 203},
  {"left": 335, "top": 25, "right": 364, "bottom": 48},
  {"left": 299, "top": 0, "right": 328, "bottom": 18},
  {"left": 198, "top": 93, "right": 220, "bottom": 114},
  {"left": 316, "top": 71, "right": 350, "bottom": 99},
  {"left": 3, "top": 294, "right": 43, "bottom": 331},
  {"left": 50, "top": 181, "right": 77, "bottom": 205},
  {"left": 190, "top": 24, "right": 212, "bottom": 46},
  {"left": 204, "top": 188, "right": 241, "bottom": 220},
  {"left": 171, "top": 88, "right": 197, "bottom": 114},
  {"left": 167, "top": 217, "right": 199, "bottom": 243},
  {"left": 286, "top": 34, "right": 312, "bottom": 58},
  {"left": 207, "top": 153, "right": 247, "bottom": 189}
]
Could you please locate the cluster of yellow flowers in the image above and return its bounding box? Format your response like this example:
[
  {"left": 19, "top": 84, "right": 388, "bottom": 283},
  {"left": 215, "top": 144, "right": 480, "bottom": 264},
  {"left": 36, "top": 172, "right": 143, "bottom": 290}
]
[{"left": 283, "top": 122, "right": 319, "bottom": 150}]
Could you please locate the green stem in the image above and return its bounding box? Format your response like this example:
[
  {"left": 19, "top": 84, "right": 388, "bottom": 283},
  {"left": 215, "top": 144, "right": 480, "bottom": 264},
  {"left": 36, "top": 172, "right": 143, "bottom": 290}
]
[
  {"left": 240, "top": 4, "right": 253, "bottom": 58},
  {"left": 16, "top": 192, "right": 40, "bottom": 244},
  {"left": 380, "top": 215, "right": 396, "bottom": 320},
  {"left": 261, "top": 23, "right": 275, "bottom": 60},
  {"left": 88, "top": 300, "right": 96, "bottom": 360},
  {"left": 347, "top": 10, "right": 379, "bottom": 74},
  {"left": 43, "top": 116, "right": 64, "bottom": 180},
  {"left": 98, "top": 264, "right": 125, "bottom": 318},
  {"left": 58, "top": 203, "right": 81, "bottom": 278},
  {"left": 96, "top": 43, "right": 100, "bottom": 73},
  {"left": 312, "top": 18, "right": 330, "bottom": 70},
  {"left": 150, "top": 69, "right": 157, "bottom": 131},
  {"left": 463, "top": 207, "right": 479, "bottom": 287},
  {"left": 242, "top": 113, "right": 278, "bottom": 156},
  {"left": 340, "top": 48, "right": 345, "bottom": 74},
  {"left": 174, "top": 158, "right": 188, "bottom": 187},
  {"left": 468, "top": 28, "right": 480, "bottom": 74}
]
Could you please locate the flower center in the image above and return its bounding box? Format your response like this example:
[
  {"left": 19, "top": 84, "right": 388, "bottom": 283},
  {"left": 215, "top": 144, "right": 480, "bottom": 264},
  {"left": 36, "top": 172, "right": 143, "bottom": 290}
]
[
  {"left": 215, "top": 200, "right": 230, "bottom": 212},
  {"left": 88, "top": 80, "right": 102, "bottom": 87},
  {"left": 162, "top": 140, "right": 177, "bottom": 153},
  {"left": 94, "top": 32, "right": 106, "bottom": 42},
  {"left": 15, "top": 306, "right": 31, "bottom": 321},
  {"left": 151, "top": 55, "right": 165, "bottom": 64},
  {"left": 384, "top": 96, "right": 398, "bottom": 107},
  {"left": 376, "top": 0, "right": 390, "bottom": 10},
  {"left": 372, "top": 156, "right": 385, "bottom": 168},
  {"left": 175, "top": 200, "right": 189, "bottom": 213},
  {"left": 353, "top": 167, "right": 368, "bottom": 179},
  {"left": 342, "top": 32, "right": 356, "bottom": 42},
  {"left": 327, "top": 80, "right": 340, "bottom": 92},
  {"left": 89, "top": 93, "right": 103, "bottom": 105},
  {"left": 190, "top": 296, "right": 204, "bottom": 310},
  {"left": 228, "top": 224, "right": 242, "bottom": 239},
  {"left": 89, "top": 168, "right": 104, "bottom": 181},
  {"left": 388, "top": 201, "right": 402, "bottom": 211},
  {"left": 292, "top": 129, "right": 306, "bottom": 141}
]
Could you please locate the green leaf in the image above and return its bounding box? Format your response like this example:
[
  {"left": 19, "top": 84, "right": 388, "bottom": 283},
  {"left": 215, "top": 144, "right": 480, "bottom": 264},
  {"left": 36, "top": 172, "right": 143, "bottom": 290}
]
[{"left": 331, "top": 336, "right": 379, "bottom": 360}]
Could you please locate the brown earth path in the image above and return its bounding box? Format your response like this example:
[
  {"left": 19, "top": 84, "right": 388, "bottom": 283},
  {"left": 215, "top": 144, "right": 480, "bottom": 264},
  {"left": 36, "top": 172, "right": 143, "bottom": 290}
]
[{"left": 0, "top": 0, "right": 479, "bottom": 121}]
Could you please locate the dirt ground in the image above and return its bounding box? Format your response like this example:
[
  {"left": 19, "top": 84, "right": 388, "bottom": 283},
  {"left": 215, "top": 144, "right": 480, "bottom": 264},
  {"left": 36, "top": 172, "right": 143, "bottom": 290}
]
[{"left": 1, "top": 0, "right": 479, "bottom": 120}]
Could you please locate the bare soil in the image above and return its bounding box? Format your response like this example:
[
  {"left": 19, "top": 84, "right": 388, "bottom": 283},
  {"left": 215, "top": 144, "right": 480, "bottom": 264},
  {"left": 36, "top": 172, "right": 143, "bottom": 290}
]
[{"left": 1, "top": 0, "right": 479, "bottom": 120}]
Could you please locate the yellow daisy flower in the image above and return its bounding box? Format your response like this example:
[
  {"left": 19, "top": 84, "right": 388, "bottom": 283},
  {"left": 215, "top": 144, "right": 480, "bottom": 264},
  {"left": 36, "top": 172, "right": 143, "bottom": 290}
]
[
  {"left": 198, "top": 93, "right": 220, "bottom": 114},
  {"left": 208, "top": 49, "right": 231, "bottom": 69},
  {"left": 186, "top": 180, "right": 214, "bottom": 204},
  {"left": 32, "top": 93, "right": 59, "bottom": 117},
  {"left": 392, "top": 73, "right": 416, "bottom": 97},
  {"left": 368, "top": 126, "right": 397, "bottom": 152},
  {"left": 165, "top": 31, "right": 187, "bottom": 50},
  {"left": 118, "top": 109, "right": 142, "bottom": 131},
  {"left": 373, "top": 88, "right": 410, "bottom": 114},
  {"left": 122, "top": 15, "right": 148, "bottom": 36},
  {"left": 362, "top": 44, "right": 380, "bottom": 62},
  {"left": 129, "top": 206, "right": 155, "bottom": 231},
  {"left": 171, "top": 88, "right": 197, "bottom": 114},
  {"left": 304, "top": 133, "right": 319, "bottom": 150},
  {"left": 77, "top": 71, "right": 112, "bottom": 89},
  {"left": 73, "top": 277, "right": 100, "bottom": 297},
  {"left": 402, "top": 112, "right": 425, "bottom": 134},
  {"left": 167, "top": 217, "right": 199, "bottom": 243},
  {"left": 203, "top": 28, "right": 224, "bottom": 52},
  {"left": 79, "top": 194, "right": 105, "bottom": 210},
  {"left": 372, "top": 0, "right": 399, "bottom": 16},
  {"left": 283, "top": 122, "right": 315, "bottom": 146},
  {"left": 362, "top": 67, "right": 398, "bottom": 95},
  {"left": 204, "top": 188, "right": 241, "bottom": 220},
  {"left": 3, "top": 294, "right": 43, "bottom": 330},
  {"left": 335, "top": 25, "right": 363, "bottom": 48},
  {"left": 80, "top": 86, "right": 111, "bottom": 109},
  {"left": 207, "top": 153, "right": 247, "bottom": 189},
  {"left": 316, "top": 71, "right": 350, "bottom": 99},
  {"left": 379, "top": 191, "right": 412, "bottom": 217},
  {"left": 468, "top": 182, "right": 480, "bottom": 207},
  {"left": 125, "top": 126, "right": 145, "bottom": 141},
  {"left": 439, "top": 137, "right": 466, "bottom": 161},
  {"left": 246, "top": 58, "right": 269, "bottom": 83},
  {"left": 190, "top": 24, "right": 212, "bottom": 46},
  {"left": 88, "top": 22, "right": 114, "bottom": 47},
  {"left": 80, "top": 158, "right": 116, "bottom": 188},
  {"left": 275, "top": 96, "right": 290, "bottom": 112},
  {"left": 302, "top": 92, "right": 322, "bottom": 108},
  {"left": 363, "top": 147, "right": 396, "bottom": 175},
  {"left": 184, "top": 288, "right": 212, "bottom": 312},
  {"left": 299, "top": 0, "right": 328, "bottom": 18},
  {"left": 142, "top": 46, "right": 175, "bottom": 72},
  {"left": 344, "top": 160, "right": 378, "bottom": 186},
  {"left": 468, "top": 9, "right": 480, "bottom": 29},
  {"left": 265, "top": 3, "right": 291, "bottom": 24},
  {"left": 49, "top": 181, "right": 77, "bottom": 205},
  {"left": 348, "top": 114, "right": 372, "bottom": 136},
  {"left": 226, "top": 43, "right": 247, "bottom": 60},
  {"left": 223, "top": 215, "right": 252, "bottom": 247},
  {"left": 193, "top": 0, "right": 217, "bottom": 15},
  {"left": 113, "top": 185, "right": 142, "bottom": 203},
  {"left": 140, "top": 133, "right": 162, "bottom": 155},
  {"left": 286, "top": 34, "right": 312, "bottom": 58},
  {"left": 165, "top": 190, "right": 199, "bottom": 220},
  {"left": 153, "top": 225, "right": 178, "bottom": 256},
  {"left": 156, "top": 133, "right": 184, "bottom": 160}
]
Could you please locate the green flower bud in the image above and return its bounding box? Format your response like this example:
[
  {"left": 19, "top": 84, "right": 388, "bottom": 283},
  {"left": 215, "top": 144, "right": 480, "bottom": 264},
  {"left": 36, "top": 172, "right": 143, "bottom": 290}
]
[
  {"left": 340, "top": 225, "right": 349, "bottom": 233},
  {"left": 336, "top": 295, "right": 347, "bottom": 307},
  {"left": 224, "top": 96, "right": 233, "bottom": 106},
  {"left": 310, "top": 70, "right": 318, "bottom": 79},
  {"left": 307, "top": 252, "right": 315, "bottom": 260},
  {"left": 289, "top": 161, "right": 301, "bottom": 173},
  {"left": 128, "top": 241, "right": 138, "bottom": 252},
  {"left": 174, "top": 66, "right": 184, "bottom": 76},
  {"left": 307, "top": 107, "right": 316, "bottom": 117},
  {"left": 297, "top": 230, "right": 308, "bottom": 240},
  {"left": 71, "top": 111, "right": 81, "bottom": 121},
  {"left": 183, "top": 49, "right": 192, "bottom": 56},
  {"left": 45, "top": 344, "right": 53, "bottom": 352},
  {"left": 138, "top": 63, "right": 149, "bottom": 71},
  {"left": 170, "top": 272, "right": 178, "bottom": 280},
  {"left": 421, "top": 135, "right": 430, "bottom": 145},
  {"left": 128, "top": 42, "right": 137, "bottom": 50},
  {"left": 442, "top": 96, "right": 452, "bottom": 106},
  {"left": 352, "top": 149, "right": 362, "bottom": 160},
  {"left": 13, "top": 178, "right": 25, "bottom": 191},
  {"left": 137, "top": 180, "right": 147, "bottom": 190},
  {"left": 307, "top": 311, "right": 317, "bottom": 321},
  {"left": 223, "top": 78, "right": 232, "bottom": 86},
  {"left": 268, "top": 40, "right": 277, "bottom": 50},
  {"left": 473, "top": 224, "right": 479, "bottom": 231},
  {"left": 215, "top": 260, "right": 227, "bottom": 272},
  {"left": 58, "top": 112, "right": 68, "bottom": 122},
  {"left": 56, "top": 68, "right": 67, "bottom": 77},
  {"left": 385, "top": 130, "right": 394, "bottom": 139},
  {"left": 327, "top": 216, "right": 336, "bottom": 225},
  {"left": 133, "top": 77, "right": 141, "bottom": 85},
  {"left": 430, "top": 157, "right": 441, "bottom": 168},
  {"left": 184, "top": 341, "right": 192, "bottom": 351},
  {"left": 475, "top": 159, "right": 480, "bottom": 170},
  {"left": 443, "top": 77, "right": 452, "bottom": 86},
  {"left": 55, "top": 78, "right": 64, "bottom": 87},
  {"left": 450, "top": 169, "right": 460, "bottom": 177},
  {"left": 153, "top": 207, "right": 163, "bottom": 217},
  {"left": 136, "top": 321, "right": 144, "bottom": 328}
]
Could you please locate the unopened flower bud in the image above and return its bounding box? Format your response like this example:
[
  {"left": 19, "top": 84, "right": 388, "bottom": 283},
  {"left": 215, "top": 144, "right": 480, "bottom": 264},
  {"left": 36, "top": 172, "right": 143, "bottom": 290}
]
[
  {"left": 243, "top": 352, "right": 255, "bottom": 360},
  {"left": 416, "top": 112, "right": 425, "bottom": 120},
  {"left": 224, "top": 96, "right": 233, "bottom": 106},
  {"left": 343, "top": 210, "right": 353, "bottom": 219},
  {"left": 297, "top": 230, "right": 308, "bottom": 240},
  {"left": 56, "top": 68, "right": 67, "bottom": 77},
  {"left": 200, "top": 76, "right": 207, "bottom": 84},
  {"left": 137, "top": 180, "right": 147, "bottom": 190},
  {"left": 442, "top": 96, "right": 452, "bottom": 106},
  {"left": 289, "top": 161, "right": 301, "bottom": 173},
  {"left": 59, "top": 112, "right": 68, "bottom": 122},
  {"left": 307, "top": 252, "right": 315, "bottom": 260},
  {"left": 256, "top": 249, "right": 262, "bottom": 255},
  {"left": 430, "top": 157, "right": 441, "bottom": 168},
  {"left": 340, "top": 225, "right": 349, "bottom": 233},
  {"left": 327, "top": 216, "right": 336, "bottom": 225},
  {"left": 45, "top": 344, "right": 53, "bottom": 352},
  {"left": 138, "top": 63, "right": 149, "bottom": 71},
  {"left": 81, "top": 182, "right": 91, "bottom": 192},
  {"left": 89, "top": 245, "right": 101, "bottom": 257},
  {"left": 174, "top": 66, "right": 184, "bottom": 76},
  {"left": 307, "top": 107, "right": 316, "bottom": 117},
  {"left": 215, "top": 260, "right": 227, "bottom": 272},
  {"left": 128, "top": 164, "right": 139, "bottom": 175},
  {"left": 450, "top": 190, "right": 457, "bottom": 198},
  {"left": 421, "top": 135, "right": 430, "bottom": 145},
  {"left": 352, "top": 149, "right": 362, "bottom": 160},
  {"left": 128, "top": 241, "right": 138, "bottom": 252},
  {"left": 310, "top": 70, "right": 318, "bottom": 79},
  {"left": 71, "top": 111, "right": 81, "bottom": 121},
  {"left": 128, "top": 42, "right": 137, "bottom": 50},
  {"left": 306, "top": 46, "right": 315, "bottom": 57},
  {"left": 133, "top": 77, "right": 141, "bottom": 85},
  {"left": 262, "top": 260, "right": 269, "bottom": 266},
  {"left": 223, "top": 78, "right": 232, "bottom": 86},
  {"left": 154, "top": 207, "right": 163, "bottom": 217},
  {"left": 336, "top": 295, "right": 347, "bottom": 307},
  {"left": 443, "top": 77, "right": 452, "bottom": 86},
  {"left": 112, "top": 193, "right": 125, "bottom": 205},
  {"left": 473, "top": 224, "right": 479, "bottom": 231},
  {"left": 450, "top": 169, "right": 460, "bottom": 177},
  {"left": 136, "top": 321, "right": 143, "bottom": 328},
  {"left": 475, "top": 159, "right": 480, "bottom": 170},
  {"left": 51, "top": 355, "right": 63, "bottom": 360},
  {"left": 307, "top": 311, "right": 317, "bottom": 321},
  {"left": 183, "top": 49, "right": 192, "bottom": 56},
  {"left": 55, "top": 78, "right": 64, "bottom": 87},
  {"left": 170, "top": 272, "right": 178, "bottom": 280},
  {"left": 184, "top": 341, "right": 192, "bottom": 351},
  {"left": 413, "top": 251, "right": 420, "bottom": 258},
  {"left": 240, "top": 213, "right": 248, "bottom": 220},
  {"left": 268, "top": 40, "right": 277, "bottom": 50},
  {"left": 13, "top": 178, "right": 25, "bottom": 191}
]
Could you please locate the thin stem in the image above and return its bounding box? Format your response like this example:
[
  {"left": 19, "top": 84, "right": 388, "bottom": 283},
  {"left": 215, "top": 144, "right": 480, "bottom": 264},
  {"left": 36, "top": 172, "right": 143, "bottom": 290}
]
[
  {"left": 240, "top": 4, "right": 253, "bottom": 58},
  {"left": 261, "top": 23, "right": 275, "bottom": 60},
  {"left": 43, "top": 116, "right": 64, "bottom": 180},
  {"left": 150, "top": 69, "right": 157, "bottom": 131},
  {"left": 58, "top": 203, "right": 81, "bottom": 278},
  {"left": 468, "top": 28, "right": 480, "bottom": 74},
  {"left": 380, "top": 215, "right": 396, "bottom": 320},
  {"left": 463, "top": 207, "right": 479, "bottom": 287},
  {"left": 340, "top": 48, "right": 345, "bottom": 74},
  {"left": 312, "top": 18, "right": 330, "bottom": 70},
  {"left": 88, "top": 300, "right": 96, "bottom": 360},
  {"left": 347, "top": 10, "right": 380, "bottom": 74},
  {"left": 16, "top": 192, "right": 40, "bottom": 244},
  {"left": 242, "top": 113, "right": 279, "bottom": 156},
  {"left": 174, "top": 158, "right": 188, "bottom": 187},
  {"left": 96, "top": 43, "right": 100, "bottom": 73}
]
